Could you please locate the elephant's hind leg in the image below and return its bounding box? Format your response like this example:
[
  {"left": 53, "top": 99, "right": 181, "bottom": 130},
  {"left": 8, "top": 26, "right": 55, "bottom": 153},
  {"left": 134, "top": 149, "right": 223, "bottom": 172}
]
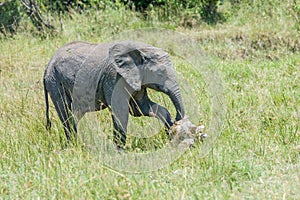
[{"left": 49, "top": 84, "right": 75, "bottom": 140}]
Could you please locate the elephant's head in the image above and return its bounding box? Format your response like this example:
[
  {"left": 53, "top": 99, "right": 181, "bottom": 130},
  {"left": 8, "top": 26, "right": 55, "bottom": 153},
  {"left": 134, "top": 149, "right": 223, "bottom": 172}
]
[{"left": 109, "top": 41, "right": 185, "bottom": 121}]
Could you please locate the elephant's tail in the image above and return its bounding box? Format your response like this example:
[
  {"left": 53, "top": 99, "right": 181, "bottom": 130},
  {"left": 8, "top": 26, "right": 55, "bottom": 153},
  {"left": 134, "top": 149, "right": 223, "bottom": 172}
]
[{"left": 43, "top": 78, "right": 51, "bottom": 130}]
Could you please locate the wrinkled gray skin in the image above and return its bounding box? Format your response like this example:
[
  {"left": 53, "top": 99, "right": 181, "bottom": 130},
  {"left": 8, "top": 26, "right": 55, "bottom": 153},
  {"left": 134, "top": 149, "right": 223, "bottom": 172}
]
[{"left": 44, "top": 40, "right": 185, "bottom": 148}]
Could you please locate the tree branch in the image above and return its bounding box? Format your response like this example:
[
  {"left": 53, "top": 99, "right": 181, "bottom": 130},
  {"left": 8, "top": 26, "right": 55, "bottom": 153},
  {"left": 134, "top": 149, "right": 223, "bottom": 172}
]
[{"left": 21, "top": 0, "right": 55, "bottom": 32}]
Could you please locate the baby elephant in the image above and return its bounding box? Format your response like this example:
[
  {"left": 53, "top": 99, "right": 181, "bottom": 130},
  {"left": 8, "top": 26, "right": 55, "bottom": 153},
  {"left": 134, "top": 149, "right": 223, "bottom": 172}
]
[{"left": 43, "top": 40, "right": 185, "bottom": 148}]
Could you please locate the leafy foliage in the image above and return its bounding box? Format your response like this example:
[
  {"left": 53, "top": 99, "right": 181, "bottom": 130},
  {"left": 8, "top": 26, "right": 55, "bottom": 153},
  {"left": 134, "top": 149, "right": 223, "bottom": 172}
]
[
  {"left": 120, "top": 0, "right": 223, "bottom": 24},
  {"left": 0, "top": 1, "right": 23, "bottom": 35},
  {"left": 36, "top": 0, "right": 110, "bottom": 13},
  {"left": 0, "top": 0, "right": 225, "bottom": 36},
  {"left": 1, "top": 0, "right": 300, "bottom": 36}
]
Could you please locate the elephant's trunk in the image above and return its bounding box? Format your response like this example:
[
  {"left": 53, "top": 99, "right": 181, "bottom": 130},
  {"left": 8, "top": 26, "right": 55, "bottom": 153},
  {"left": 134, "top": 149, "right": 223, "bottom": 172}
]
[{"left": 165, "top": 81, "right": 185, "bottom": 121}]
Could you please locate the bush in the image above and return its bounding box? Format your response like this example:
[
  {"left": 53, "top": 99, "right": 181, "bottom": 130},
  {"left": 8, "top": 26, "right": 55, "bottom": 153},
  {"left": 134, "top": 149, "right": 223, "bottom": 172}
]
[
  {"left": 0, "top": 0, "right": 255, "bottom": 36},
  {"left": 0, "top": 1, "right": 23, "bottom": 35},
  {"left": 37, "top": 0, "right": 109, "bottom": 13},
  {"left": 121, "top": 0, "right": 224, "bottom": 24}
]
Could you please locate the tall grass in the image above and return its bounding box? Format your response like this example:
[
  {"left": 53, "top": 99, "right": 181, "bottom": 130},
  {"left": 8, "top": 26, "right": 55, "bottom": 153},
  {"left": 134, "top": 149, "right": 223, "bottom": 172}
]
[{"left": 1, "top": 1, "right": 300, "bottom": 199}]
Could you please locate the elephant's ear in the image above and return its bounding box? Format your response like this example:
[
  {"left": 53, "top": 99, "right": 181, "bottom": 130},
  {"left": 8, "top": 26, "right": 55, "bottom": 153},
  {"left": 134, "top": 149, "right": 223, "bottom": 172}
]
[{"left": 109, "top": 43, "right": 143, "bottom": 91}]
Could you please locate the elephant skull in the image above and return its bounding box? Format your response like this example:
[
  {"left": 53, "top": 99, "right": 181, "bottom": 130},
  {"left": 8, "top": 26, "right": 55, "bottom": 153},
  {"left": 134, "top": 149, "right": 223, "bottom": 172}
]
[{"left": 169, "top": 116, "right": 207, "bottom": 148}]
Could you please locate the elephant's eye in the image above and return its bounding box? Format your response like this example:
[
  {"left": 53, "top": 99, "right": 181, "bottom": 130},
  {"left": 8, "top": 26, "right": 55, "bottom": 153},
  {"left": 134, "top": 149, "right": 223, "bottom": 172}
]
[
  {"left": 142, "top": 56, "right": 149, "bottom": 64},
  {"left": 116, "top": 56, "right": 131, "bottom": 67}
]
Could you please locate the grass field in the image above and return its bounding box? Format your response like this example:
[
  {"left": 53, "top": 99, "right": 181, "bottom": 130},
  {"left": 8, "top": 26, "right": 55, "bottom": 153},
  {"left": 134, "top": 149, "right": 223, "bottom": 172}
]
[{"left": 1, "top": 2, "right": 300, "bottom": 199}]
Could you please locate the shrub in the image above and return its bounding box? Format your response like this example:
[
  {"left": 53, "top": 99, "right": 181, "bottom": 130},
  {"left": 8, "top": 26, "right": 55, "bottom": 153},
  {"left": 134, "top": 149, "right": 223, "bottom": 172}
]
[
  {"left": 121, "top": 0, "right": 223, "bottom": 24},
  {"left": 0, "top": 1, "right": 23, "bottom": 35}
]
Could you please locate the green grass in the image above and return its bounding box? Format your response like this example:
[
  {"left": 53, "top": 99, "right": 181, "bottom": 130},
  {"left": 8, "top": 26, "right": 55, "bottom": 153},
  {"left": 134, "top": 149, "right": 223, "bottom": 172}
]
[{"left": 1, "top": 2, "right": 300, "bottom": 199}]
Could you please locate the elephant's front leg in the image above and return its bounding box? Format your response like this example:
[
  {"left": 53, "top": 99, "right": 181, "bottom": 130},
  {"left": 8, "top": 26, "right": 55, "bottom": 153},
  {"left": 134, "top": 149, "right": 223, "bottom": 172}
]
[
  {"left": 110, "top": 79, "right": 132, "bottom": 149},
  {"left": 112, "top": 112, "right": 128, "bottom": 148},
  {"left": 148, "top": 102, "right": 174, "bottom": 129},
  {"left": 130, "top": 98, "right": 174, "bottom": 139},
  {"left": 129, "top": 90, "right": 174, "bottom": 129}
]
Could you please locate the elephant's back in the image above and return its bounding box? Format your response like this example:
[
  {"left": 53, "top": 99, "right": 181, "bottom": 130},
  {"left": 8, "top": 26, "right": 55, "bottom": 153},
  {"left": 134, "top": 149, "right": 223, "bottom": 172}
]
[
  {"left": 54, "top": 41, "right": 111, "bottom": 61},
  {"left": 44, "top": 41, "right": 112, "bottom": 86}
]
